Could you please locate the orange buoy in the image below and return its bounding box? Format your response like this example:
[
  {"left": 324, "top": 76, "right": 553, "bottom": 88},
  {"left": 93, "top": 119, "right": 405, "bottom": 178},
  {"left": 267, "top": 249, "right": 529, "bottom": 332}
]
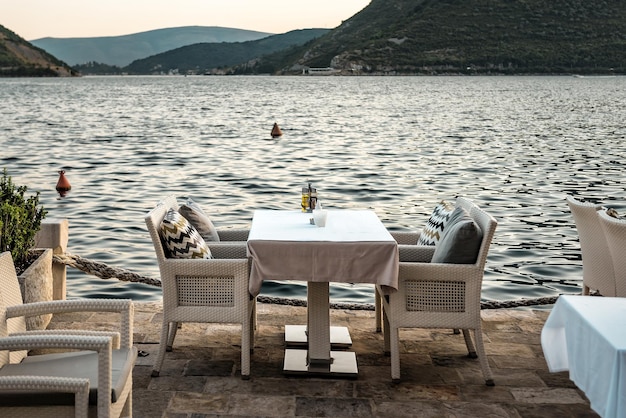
[
  {"left": 271, "top": 122, "right": 283, "bottom": 138},
  {"left": 56, "top": 170, "right": 71, "bottom": 194}
]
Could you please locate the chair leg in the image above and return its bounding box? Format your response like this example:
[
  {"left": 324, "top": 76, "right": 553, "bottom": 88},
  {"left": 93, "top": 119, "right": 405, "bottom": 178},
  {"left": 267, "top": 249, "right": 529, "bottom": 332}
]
[
  {"left": 152, "top": 320, "right": 171, "bottom": 377},
  {"left": 472, "top": 328, "right": 495, "bottom": 386},
  {"left": 241, "top": 318, "right": 251, "bottom": 379},
  {"left": 166, "top": 321, "right": 178, "bottom": 351},
  {"left": 249, "top": 306, "right": 256, "bottom": 353},
  {"left": 121, "top": 385, "right": 132, "bottom": 418},
  {"left": 383, "top": 307, "right": 391, "bottom": 355},
  {"left": 390, "top": 325, "right": 401, "bottom": 382},
  {"left": 375, "top": 287, "right": 382, "bottom": 332},
  {"left": 462, "top": 329, "right": 477, "bottom": 358},
  {"left": 249, "top": 330, "right": 255, "bottom": 357},
  {"left": 253, "top": 298, "right": 258, "bottom": 330}
]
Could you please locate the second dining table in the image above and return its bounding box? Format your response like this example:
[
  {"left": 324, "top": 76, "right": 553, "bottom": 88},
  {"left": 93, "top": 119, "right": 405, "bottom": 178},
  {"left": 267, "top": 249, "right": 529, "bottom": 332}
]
[
  {"left": 542, "top": 295, "right": 626, "bottom": 417},
  {"left": 247, "top": 209, "right": 399, "bottom": 376}
]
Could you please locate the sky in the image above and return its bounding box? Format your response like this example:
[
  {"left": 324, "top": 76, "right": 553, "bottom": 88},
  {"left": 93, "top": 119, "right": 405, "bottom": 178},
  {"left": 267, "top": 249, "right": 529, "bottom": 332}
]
[{"left": 2, "top": 0, "right": 371, "bottom": 41}]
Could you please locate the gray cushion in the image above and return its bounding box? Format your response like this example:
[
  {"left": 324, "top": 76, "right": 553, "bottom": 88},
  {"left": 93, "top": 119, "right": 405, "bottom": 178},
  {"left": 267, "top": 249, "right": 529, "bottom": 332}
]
[
  {"left": 178, "top": 198, "right": 220, "bottom": 242},
  {"left": 417, "top": 200, "right": 455, "bottom": 246},
  {"left": 0, "top": 347, "right": 137, "bottom": 406},
  {"left": 431, "top": 206, "right": 483, "bottom": 264}
]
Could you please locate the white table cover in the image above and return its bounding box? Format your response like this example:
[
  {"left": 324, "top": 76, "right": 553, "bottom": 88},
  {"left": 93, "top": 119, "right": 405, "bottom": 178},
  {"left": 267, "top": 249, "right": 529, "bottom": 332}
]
[
  {"left": 247, "top": 210, "right": 399, "bottom": 296},
  {"left": 541, "top": 295, "right": 626, "bottom": 418}
]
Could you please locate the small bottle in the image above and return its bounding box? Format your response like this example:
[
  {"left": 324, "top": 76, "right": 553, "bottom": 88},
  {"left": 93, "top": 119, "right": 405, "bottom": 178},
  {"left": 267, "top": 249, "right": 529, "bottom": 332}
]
[
  {"left": 309, "top": 188, "right": 317, "bottom": 211},
  {"left": 301, "top": 187, "right": 310, "bottom": 212}
]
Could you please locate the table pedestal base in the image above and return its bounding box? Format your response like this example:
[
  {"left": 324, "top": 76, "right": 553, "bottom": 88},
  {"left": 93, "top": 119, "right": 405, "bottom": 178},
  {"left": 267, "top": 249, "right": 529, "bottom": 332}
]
[
  {"left": 282, "top": 282, "right": 359, "bottom": 378},
  {"left": 285, "top": 325, "right": 352, "bottom": 349},
  {"left": 283, "top": 349, "right": 358, "bottom": 378}
]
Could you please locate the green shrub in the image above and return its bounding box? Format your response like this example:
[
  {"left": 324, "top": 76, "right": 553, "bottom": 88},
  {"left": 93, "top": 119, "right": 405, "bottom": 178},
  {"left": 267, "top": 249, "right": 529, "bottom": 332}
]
[{"left": 0, "top": 169, "right": 47, "bottom": 269}]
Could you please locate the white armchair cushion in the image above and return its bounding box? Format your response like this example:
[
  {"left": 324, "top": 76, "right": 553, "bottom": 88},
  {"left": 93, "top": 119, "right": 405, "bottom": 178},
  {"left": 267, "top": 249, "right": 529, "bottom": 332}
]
[
  {"left": 0, "top": 347, "right": 137, "bottom": 405},
  {"left": 417, "top": 200, "right": 455, "bottom": 246},
  {"left": 159, "top": 209, "right": 212, "bottom": 259},
  {"left": 178, "top": 198, "right": 221, "bottom": 242},
  {"left": 431, "top": 206, "right": 483, "bottom": 264}
]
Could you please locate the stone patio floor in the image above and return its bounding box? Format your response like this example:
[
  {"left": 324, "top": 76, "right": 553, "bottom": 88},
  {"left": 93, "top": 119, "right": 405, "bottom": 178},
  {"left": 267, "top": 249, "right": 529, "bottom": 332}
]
[{"left": 49, "top": 301, "right": 598, "bottom": 418}]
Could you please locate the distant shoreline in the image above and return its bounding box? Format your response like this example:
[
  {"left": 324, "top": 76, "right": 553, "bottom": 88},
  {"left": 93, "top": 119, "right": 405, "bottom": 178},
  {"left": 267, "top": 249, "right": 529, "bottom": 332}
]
[{"left": 7, "top": 70, "right": 619, "bottom": 78}]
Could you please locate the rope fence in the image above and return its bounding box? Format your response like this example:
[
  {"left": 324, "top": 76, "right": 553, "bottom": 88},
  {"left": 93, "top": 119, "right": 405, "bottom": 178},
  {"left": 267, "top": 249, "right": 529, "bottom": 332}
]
[
  {"left": 54, "top": 253, "right": 162, "bottom": 287},
  {"left": 54, "top": 253, "right": 561, "bottom": 310}
]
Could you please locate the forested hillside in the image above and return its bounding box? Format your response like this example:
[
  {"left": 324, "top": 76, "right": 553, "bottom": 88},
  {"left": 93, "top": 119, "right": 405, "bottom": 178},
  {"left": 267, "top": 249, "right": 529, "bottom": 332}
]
[
  {"left": 244, "top": 0, "right": 626, "bottom": 75},
  {"left": 124, "top": 29, "right": 329, "bottom": 75},
  {"left": 0, "top": 25, "right": 76, "bottom": 77}
]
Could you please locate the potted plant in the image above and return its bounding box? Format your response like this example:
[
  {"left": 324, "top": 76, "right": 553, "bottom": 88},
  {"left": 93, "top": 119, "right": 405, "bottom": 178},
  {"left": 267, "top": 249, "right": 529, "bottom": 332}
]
[{"left": 0, "top": 168, "right": 50, "bottom": 329}]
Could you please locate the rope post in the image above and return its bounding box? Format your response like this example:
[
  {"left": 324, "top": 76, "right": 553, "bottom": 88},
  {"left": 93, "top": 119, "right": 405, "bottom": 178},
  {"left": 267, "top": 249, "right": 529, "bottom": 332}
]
[{"left": 35, "top": 219, "right": 69, "bottom": 300}]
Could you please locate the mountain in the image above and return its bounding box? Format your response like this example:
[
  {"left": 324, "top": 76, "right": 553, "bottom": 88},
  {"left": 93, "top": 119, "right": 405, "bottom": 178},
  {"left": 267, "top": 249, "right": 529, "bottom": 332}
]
[
  {"left": 244, "top": 0, "right": 626, "bottom": 75},
  {"left": 0, "top": 25, "right": 76, "bottom": 77},
  {"left": 10, "top": 0, "right": 625, "bottom": 77},
  {"left": 31, "top": 26, "right": 273, "bottom": 67},
  {"left": 124, "top": 29, "right": 330, "bottom": 75}
]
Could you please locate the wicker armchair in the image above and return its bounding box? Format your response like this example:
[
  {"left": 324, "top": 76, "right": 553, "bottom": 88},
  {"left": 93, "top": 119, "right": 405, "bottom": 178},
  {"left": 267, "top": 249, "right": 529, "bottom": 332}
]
[
  {"left": 598, "top": 210, "right": 626, "bottom": 297},
  {"left": 145, "top": 199, "right": 256, "bottom": 379},
  {"left": 566, "top": 196, "right": 616, "bottom": 296},
  {"left": 374, "top": 231, "right": 435, "bottom": 332},
  {"left": 375, "top": 197, "right": 476, "bottom": 332},
  {"left": 0, "top": 251, "right": 136, "bottom": 418},
  {"left": 376, "top": 198, "right": 497, "bottom": 385}
]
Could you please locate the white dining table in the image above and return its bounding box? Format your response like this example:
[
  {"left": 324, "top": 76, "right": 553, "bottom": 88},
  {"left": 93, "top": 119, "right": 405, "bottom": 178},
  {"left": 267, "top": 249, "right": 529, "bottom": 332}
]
[
  {"left": 247, "top": 209, "right": 399, "bottom": 376},
  {"left": 541, "top": 295, "right": 626, "bottom": 418}
]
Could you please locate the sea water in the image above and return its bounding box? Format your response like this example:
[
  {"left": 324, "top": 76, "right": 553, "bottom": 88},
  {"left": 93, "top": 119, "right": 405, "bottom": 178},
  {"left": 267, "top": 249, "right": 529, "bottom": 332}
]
[{"left": 1, "top": 75, "right": 625, "bottom": 304}]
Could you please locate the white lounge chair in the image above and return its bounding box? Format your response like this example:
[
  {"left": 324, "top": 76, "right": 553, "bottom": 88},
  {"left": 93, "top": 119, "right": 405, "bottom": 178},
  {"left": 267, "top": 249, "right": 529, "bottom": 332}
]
[
  {"left": 566, "top": 195, "right": 616, "bottom": 296},
  {"left": 598, "top": 210, "right": 626, "bottom": 297},
  {"left": 0, "top": 251, "right": 137, "bottom": 418}
]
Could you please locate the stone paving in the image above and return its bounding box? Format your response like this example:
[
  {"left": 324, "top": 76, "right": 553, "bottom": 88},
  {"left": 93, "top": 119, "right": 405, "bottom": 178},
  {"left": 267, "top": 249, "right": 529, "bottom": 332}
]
[{"left": 49, "top": 301, "right": 598, "bottom": 417}]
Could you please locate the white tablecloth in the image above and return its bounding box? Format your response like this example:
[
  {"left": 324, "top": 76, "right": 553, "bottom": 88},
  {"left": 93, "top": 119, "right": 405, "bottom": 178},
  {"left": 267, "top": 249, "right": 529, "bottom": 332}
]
[
  {"left": 247, "top": 210, "right": 399, "bottom": 296},
  {"left": 541, "top": 295, "right": 626, "bottom": 418}
]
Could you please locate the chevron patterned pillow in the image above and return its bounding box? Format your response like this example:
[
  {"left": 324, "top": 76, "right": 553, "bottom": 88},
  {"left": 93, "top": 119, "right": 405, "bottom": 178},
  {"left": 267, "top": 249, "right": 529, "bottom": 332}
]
[
  {"left": 159, "top": 209, "right": 212, "bottom": 259},
  {"left": 417, "top": 200, "right": 455, "bottom": 246}
]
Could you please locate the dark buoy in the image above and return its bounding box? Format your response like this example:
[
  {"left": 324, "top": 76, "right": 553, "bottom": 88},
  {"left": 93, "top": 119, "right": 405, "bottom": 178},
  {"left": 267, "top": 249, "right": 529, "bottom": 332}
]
[
  {"left": 271, "top": 122, "right": 283, "bottom": 138},
  {"left": 56, "top": 170, "right": 71, "bottom": 197}
]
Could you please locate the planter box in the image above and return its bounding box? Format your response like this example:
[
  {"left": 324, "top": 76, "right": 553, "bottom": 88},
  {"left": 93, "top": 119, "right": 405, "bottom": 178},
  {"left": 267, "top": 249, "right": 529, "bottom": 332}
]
[{"left": 17, "top": 248, "right": 53, "bottom": 330}]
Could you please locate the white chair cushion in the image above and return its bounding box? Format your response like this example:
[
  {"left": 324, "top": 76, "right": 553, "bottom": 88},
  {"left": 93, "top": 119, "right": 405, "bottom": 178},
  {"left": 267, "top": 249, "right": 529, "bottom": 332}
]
[
  {"left": 417, "top": 200, "right": 455, "bottom": 246},
  {"left": 178, "top": 198, "right": 221, "bottom": 242},
  {"left": 159, "top": 209, "right": 212, "bottom": 259},
  {"left": 431, "top": 206, "right": 483, "bottom": 264},
  {"left": 0, "top": 347, "right": 137, "bottom": 405}
]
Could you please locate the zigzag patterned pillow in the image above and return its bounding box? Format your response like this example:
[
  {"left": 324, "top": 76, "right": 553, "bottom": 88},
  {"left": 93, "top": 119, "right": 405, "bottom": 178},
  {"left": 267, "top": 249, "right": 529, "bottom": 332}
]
[
  {"left": 159, "top": 209, "right": 212, "bottom": 259},
  {"left": 417, "top": 200, "right": 455, "bottom": 246}
]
